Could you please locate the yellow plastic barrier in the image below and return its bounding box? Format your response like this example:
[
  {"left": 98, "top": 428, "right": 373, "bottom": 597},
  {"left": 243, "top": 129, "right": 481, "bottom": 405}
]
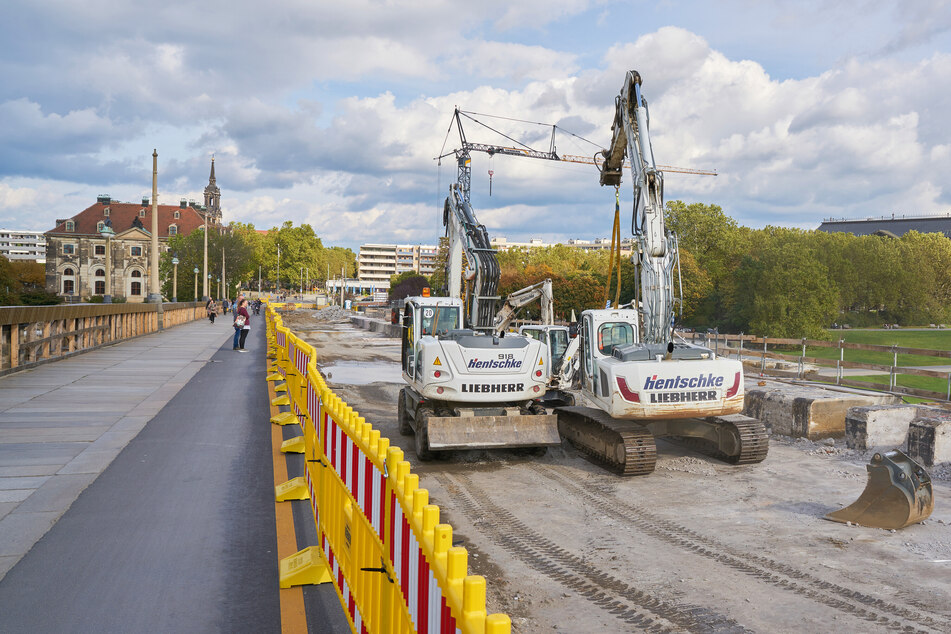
[{"left": 265, "top": 305, "right": 510, "bottom": 634}]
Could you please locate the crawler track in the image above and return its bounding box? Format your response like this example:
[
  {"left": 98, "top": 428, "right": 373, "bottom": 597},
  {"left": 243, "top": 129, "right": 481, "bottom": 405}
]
[
  {"left": 436, "top": 473, "right": 747, "bottom": 633},
  {"left": 530, "top": 463, "right": 948, "bottom": 632},
  {"left": 556, "top": 406, "right": 657, "bottom": 475},
  {"left": 666, "top": 416, "right": 769, "bottom": 465}
]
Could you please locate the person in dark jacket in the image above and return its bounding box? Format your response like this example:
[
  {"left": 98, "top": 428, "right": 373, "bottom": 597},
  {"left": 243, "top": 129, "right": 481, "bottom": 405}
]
[
  {"left": 206, "top": 298, "right": 217, "bottom": 324},
  {"left": 233, "top": 299, "right": 251, "bottom": 351}
]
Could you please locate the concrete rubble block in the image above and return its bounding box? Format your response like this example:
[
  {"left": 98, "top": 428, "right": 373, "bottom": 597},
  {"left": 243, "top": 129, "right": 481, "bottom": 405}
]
[
  {"left": 845, "top": 404, "right": 921, "bottom": 450},
  {"left": 350, "top": 316, "right": 400, "bottom": 338},
  {"left": 906, "top": 413, "right": 951, "bottom": 466},
  {"left": 743, "top": 379, "right": 901, "bottom": 439}
]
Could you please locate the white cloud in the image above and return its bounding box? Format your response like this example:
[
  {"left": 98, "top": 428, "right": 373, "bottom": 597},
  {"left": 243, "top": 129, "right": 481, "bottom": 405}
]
[{"left": 3, "top": 4, "right": 951, "bottom": 249}]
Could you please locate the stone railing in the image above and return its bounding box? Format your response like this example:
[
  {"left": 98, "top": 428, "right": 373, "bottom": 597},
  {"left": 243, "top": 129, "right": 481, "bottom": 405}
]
[{"left": 0, "top": 302, "right": 206, "bottom": 375}]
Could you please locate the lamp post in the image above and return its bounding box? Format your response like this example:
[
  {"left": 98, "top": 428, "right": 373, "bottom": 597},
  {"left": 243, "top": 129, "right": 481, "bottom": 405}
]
[
  {"left": 300, "top": 266, "right": 304, "bottom": 295},
  {"left": 276, "top": 244, "right": 281, "bottom": 295},
  {"left": 193, "top": 267, "right": 199, "bottom": 302},
  {"left": 202, "top": 211, "right": 209, "bottom": 301},
  {"left": 171, "top": 257, "right": 179, "bottom": 302},
  {"left": 99, "top": 224, "right": 115, "bottom": 303},
  {"left": 217, "top": 276, "right": 221, "bottom": 300},
  {"left": 147, "top": 149, "right": 162, "bottom": 303}
]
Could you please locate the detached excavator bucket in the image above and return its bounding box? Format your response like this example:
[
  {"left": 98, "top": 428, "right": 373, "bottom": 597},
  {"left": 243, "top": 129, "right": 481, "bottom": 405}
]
[{"left": 825, "top": 450, "right": 934, "bottom": 530}]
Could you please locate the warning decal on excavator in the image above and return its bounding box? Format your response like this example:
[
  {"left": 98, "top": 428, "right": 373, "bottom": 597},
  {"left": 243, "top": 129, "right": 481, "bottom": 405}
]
[
  {"left": 538, "top": 357, "right": 544, "bottom": 365},
  {"left": 433, "top": 356, "right": 442, "bottom": 366}
]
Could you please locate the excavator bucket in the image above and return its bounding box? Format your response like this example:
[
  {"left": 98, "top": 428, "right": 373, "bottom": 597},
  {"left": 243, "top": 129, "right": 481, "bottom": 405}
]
[{"left": 825, "top": 450, "right": 934, "bottom": 530}]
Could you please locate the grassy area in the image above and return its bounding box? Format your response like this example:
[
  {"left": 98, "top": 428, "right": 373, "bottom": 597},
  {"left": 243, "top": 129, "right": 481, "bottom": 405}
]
[
  {"left": 848, "top": 373, "right": 951, "bottom": 396},
  {"left": 803, "top": 329, "right": 951, "bottom": 367}
]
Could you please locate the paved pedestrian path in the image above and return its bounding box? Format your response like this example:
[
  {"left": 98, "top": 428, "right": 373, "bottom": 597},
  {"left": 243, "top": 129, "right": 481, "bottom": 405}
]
[{"left": 0, "top": 318, "right": 230, "bottom": 578}]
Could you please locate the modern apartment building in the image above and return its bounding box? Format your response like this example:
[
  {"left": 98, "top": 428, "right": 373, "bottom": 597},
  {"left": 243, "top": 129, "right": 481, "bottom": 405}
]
[
  {"left": 491, "top": 236, "right": 634, "bottom": 255},
  {"left": 0, "top": 230, "right": 46, "bottom": 262},
  {"left": 357, "top": 243, "right": 439, "bottom": 286}
]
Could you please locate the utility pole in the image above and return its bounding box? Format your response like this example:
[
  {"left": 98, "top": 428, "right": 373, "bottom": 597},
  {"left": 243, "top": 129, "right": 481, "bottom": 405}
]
[
  {"left": 147, "top": 149, "right": 161, "bottom": 302},
  {"left": 202, "top": 211, "right": 209, "bottom": 301},
  {"left": 277, "top": 244, "right": 281, "bottom": 295},
  {"left": 258, "top": 265, "right": 261, "bottom": 294},
  {"left": 341, "top": 266, "right": 345, "bottom": 307},
  {"left": 221, "top": 245, "right": 226, "bottom": 303}
]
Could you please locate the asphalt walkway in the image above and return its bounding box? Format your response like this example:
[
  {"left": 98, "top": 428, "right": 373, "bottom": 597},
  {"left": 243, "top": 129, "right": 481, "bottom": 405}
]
[{"left": 0, "top": 316, "right": 347, "bottom": 631}]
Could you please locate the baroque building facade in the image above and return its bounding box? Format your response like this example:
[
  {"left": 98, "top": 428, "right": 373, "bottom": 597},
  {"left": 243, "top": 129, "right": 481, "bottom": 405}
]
[{"left": 44, "top": 160, "right": 221, "bottom": 302}]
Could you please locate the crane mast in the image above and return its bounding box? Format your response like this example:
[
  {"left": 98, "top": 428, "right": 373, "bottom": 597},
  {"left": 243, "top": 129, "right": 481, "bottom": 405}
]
[{"left": 600, "top": 70, "right": 679, "bottom": 345}]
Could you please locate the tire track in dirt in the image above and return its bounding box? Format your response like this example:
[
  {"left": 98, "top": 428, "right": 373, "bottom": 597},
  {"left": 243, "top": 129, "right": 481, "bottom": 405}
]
[
  {"left": 531, "top": 463, "right": 946, "bottom": 633},
  {"left": 436, "top": 472, "right": 749, "bottom": 633}
]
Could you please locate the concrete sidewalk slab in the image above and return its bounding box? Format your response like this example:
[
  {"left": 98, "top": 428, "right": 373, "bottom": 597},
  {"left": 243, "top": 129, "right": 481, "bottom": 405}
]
[{"left": 0, "top": 319, "right": 231, "bottom": 580}]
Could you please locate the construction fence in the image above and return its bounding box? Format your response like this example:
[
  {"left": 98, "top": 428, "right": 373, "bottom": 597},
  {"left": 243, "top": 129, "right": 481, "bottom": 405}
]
[{"left": 264, "top": 303, "right": 511, "bottom": 634}]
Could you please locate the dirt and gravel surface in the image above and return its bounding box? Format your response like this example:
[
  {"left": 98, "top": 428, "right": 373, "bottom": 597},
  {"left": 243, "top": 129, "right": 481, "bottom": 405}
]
[{"left": 281, "top": 312, "right": 951, "bottom": 633}]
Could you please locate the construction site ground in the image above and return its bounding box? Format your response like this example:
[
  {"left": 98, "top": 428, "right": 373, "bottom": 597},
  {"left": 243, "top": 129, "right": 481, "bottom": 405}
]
[{"left": 280, "top": 310, "right": 951, "bottom": 633}]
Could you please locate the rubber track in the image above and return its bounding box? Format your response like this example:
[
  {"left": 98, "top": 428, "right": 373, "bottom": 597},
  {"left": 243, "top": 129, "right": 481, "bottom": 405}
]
[
  {"left": 436, "top": 473, "right": 747, "bottom": 633},
  {"left": 531, "top": 463, "right": 948, "bottom": 632},
  {"left": 557, "top": 407, "right": 657, "bottom": 475}
]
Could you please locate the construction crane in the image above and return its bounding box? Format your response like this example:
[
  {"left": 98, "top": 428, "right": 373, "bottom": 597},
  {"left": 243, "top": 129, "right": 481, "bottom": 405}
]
[{"left": 436, "top": 108, "right": 716, "bottom": 203}]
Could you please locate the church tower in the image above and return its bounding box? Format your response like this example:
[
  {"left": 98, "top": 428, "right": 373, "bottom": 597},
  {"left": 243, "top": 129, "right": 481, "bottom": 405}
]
[{"left": 203, "top": 157, "right": 222, "bottom": 224}]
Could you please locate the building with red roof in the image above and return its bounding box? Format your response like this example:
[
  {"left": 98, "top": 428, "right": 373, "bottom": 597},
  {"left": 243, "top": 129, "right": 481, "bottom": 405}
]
[{"left": 44, "top": 159, "right": 222, "bottom": 302}]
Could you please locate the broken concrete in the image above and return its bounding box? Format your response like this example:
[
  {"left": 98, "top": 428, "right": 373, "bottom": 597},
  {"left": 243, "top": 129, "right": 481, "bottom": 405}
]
[
  {"left": 743, "top": 379, "right": 901, "bottom": 439},
  {"left": 907, "top": 413, "right": 951, "bottom": 466},
  {"left": 350, "top": 315, "right": 400, "bottom": 338},
  {"left": 845, "top": 404, "right": 921, "bottom": 451}
]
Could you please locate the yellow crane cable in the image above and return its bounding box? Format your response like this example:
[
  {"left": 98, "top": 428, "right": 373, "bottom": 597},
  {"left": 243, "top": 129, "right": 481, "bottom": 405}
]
[{"left": 602, "top": 187, "right": 622, "bottom": 308}]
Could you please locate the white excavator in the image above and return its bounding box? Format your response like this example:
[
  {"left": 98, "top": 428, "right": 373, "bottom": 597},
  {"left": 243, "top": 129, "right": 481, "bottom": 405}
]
[
  {"left": 490, "top": 277, "right": 579, "bottom": 406},
  {"left": 396, "top": 186, "right": 560, "bottom": 460},
  {"left": 555, "top": 70, "right": 769, "bottom": 475}
]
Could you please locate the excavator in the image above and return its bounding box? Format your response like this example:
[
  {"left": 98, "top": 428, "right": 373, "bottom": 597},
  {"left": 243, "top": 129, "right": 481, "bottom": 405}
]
[
  {"left": 493, "top": 278, "right": 577, "bottom": 406},
  {"left": 396, "top": 185, "right": 561, "bottom": 459},
  {"left": 554, "top": 70, "right": 770, "bottom": 475}
]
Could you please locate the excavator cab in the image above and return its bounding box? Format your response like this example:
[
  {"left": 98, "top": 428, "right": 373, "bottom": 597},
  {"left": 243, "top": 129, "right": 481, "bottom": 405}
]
[
  {"left": 401, "top": 297, "right": 463, "bottom": 380},
  {"left": 518, "top": 325, "right": 571, "bottom": 373}
]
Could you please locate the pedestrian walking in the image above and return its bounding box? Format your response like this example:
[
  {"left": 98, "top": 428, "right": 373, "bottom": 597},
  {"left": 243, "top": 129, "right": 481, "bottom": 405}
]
[
  {"left": 233, "top": 298, "right": 251, "bottom": 351},
  {"left": 206, "top": 298, "right": 217, "bottom": 324}
]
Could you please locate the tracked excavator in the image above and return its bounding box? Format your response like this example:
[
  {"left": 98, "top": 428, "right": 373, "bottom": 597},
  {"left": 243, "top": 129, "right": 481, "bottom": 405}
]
[
  {"left": 396, "top": 185, "right": 560, "bottom": 459},
  {"left": 555, "top": 70, "right": 769, "bottom": 475}
]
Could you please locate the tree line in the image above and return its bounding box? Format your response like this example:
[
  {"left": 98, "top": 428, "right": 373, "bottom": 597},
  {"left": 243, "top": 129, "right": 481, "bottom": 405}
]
[
  {"left": 394, "top": 201, "right": 951, "bottom": 337},
  {"left": 160, "top": 221, "right": 356, "bottom": 301}
]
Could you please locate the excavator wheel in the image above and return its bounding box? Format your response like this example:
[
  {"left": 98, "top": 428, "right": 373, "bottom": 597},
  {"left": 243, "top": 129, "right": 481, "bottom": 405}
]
[
  {"left": 397, "top": 388, "right": 413, "bottom": 436},
  {"left": 414, "top": 409, "right": 435, "bottom": 461},
  {"left": 825, "top": 450, "right": 934, "bottom": 530}
]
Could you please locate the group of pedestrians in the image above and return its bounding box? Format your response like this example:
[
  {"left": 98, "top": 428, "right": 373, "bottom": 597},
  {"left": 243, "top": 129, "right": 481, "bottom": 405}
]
[{"left": 204, "top": 294, "right": 254, "bottom": 352}]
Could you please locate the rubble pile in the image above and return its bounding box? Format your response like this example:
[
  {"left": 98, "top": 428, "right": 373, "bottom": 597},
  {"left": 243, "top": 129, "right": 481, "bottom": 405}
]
[{"left": 311, "top": 306, "right": 351, "bottom": 321}]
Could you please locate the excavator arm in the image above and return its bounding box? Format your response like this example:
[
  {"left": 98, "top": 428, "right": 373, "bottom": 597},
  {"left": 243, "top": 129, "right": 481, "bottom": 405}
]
[
  {"left": 493, "top": 278, "right": 553, "bottom": 336},
  {"left": 600, "top": 70, "right": 677, "bottom": 344},
  {"left": 443, "top": 183, "right": 501, "bottom": 331}
]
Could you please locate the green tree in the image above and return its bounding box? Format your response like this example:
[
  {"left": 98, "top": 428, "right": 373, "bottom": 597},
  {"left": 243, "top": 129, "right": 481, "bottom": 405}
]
[{"left": 735, "top": 239, "right": 839, "bottom": 338}]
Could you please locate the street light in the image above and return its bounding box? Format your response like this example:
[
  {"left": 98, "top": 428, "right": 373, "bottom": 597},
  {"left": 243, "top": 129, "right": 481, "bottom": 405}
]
[
  {"left": 171, "top": 256, "right": 179, "bottom": 302},
  {"left": 193, "top": 267, "right": 199, "bottom": 302},
  {"left": 202, "top": 211, "right": 209, "bottom": 301},
  {"left": 99, "top": 223, "right": 116, "bottom": 303},
  {"left": 217, "top": 276, "right": 221, "bottom": 300}
]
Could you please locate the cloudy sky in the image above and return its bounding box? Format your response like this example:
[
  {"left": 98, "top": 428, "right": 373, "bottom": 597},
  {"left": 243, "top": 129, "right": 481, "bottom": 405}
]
[{"left": 2, "top": 0, "right": 950, "bottom": 250}]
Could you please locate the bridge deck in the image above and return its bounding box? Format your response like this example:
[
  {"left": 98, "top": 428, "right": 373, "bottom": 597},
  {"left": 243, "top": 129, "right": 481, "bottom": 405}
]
[{"left": 0, "top": 318, "right": 347, "bottom": 631}]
